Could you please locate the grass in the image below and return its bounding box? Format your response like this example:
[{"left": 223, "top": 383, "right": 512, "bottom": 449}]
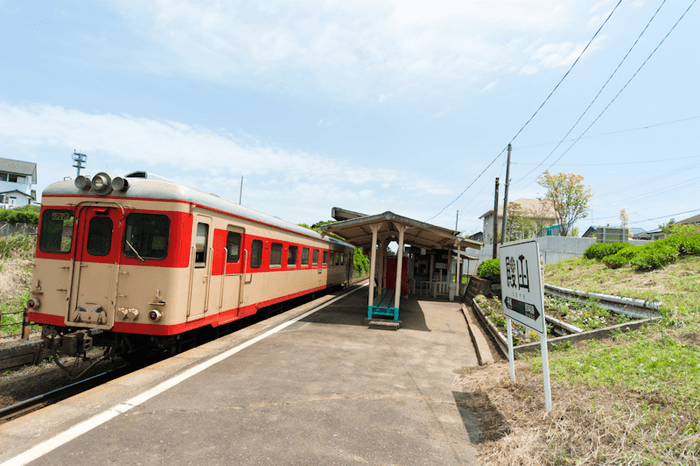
[
  {"left": 0, "top": 234, "right": 37, "bottom": 337},
  {"left": 469, "top": 253, "right": 700, "bottom": 464}
]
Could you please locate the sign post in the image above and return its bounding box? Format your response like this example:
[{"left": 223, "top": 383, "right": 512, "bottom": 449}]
[{"left": 499, "top": 239, "right": 551, "bottom": 411}]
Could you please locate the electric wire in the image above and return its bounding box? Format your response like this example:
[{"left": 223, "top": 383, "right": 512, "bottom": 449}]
[
  {"left": 539, "top": 0, "right": 696, "bottom": 174},
  {"left": 514, "top": 115, "right": 700, "bottom": 150},
  {"left": 513, "top": 0, "right": 669, "bottom": 184},
  {"left": 426, "top": 1, "right": 623, "bottom": 224}
]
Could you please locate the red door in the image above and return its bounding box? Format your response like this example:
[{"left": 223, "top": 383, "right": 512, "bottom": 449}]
[{"left": 385, "top": 257, "right": 408, "bottom": 296}]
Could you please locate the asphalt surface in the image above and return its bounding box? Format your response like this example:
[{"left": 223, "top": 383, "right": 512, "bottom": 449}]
[{"left": 0, "top": 285, "right": 482, "bottom": 465}]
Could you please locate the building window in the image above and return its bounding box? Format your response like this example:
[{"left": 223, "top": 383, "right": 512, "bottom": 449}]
[
  {"left": 301, "top": 247, "right": 309, "bottom": 266},
  {"left": 270, "top": 243, "right": 283, "bottom": 267},
  {"left": 226, "top": 232, "right": 241, "bottom": 263},
  {"left": 0, "top": 173, "right": 7, "bottom": 181},
  {"left": 288, "top": 245, "right": 298, "bottom": 266},
  {"left": 251, "top": 239, "right": 263, "bottom": 268}
]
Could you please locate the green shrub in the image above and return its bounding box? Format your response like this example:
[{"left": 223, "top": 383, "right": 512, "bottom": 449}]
[
  {"left": 583, "top": 242, "right": 632, "bottom": 261},
  {"left": 602, "top": 254, "right": 628, "bottom": 269},
  {"left": 0, "top": 205, "right": 40, "bottom": 225},
  {"left": 353, "top": 247, "right": 370, "bottom": 276},
  {"left": 477, "top": 258, "right": 501, "bottom": 283},
  {"left": 630, "top": 243, "right": 679, "bottom": 271}
]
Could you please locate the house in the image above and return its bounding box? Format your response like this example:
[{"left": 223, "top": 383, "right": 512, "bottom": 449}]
[
  {"left": 636, "top": 213, "right": 700, "bottom": 240},
  {"left": 479, "top": 198, "right": 558, "bottom": 244},
  {"left": 582, "top": 225, "right": 645, "bottom": 239},
  {"left": 0, "top": 157, "right": 38, "bottom": 209}
]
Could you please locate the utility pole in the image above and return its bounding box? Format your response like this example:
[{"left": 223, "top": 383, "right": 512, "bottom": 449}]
[
  {"left": 239, "top": 176, "right": 244, "bottom": 204},
  {"left": 72, "top": 150, "right": 87, "bottom": 177},
  {"left": 492, "top": 177, "right": 500, "bottom": 260},
  {"left": 500, "top": 144, "right": 512, "bottom": 245},
  {"left": 455, "top": 210, "right": 459, "bottom": 231}
]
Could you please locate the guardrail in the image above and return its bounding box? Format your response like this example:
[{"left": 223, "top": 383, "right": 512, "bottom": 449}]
[{"left": 467, "top": 283, "right": 662, "bottom": 358}]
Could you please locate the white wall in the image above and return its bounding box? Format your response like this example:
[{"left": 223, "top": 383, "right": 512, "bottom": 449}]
[{"left": 464, "top": 236, "right": 651, "bottom": 272}]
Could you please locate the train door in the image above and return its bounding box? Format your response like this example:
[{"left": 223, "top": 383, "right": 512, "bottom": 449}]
[
  {"left": 187, "top": 216, "right": 212, "bottom": 322},
  {"left": 214, "top": 226, "right": 245, "bottom": 319},
  {"left": 67, "top": 206, "right": 124, "bottom": 329}
]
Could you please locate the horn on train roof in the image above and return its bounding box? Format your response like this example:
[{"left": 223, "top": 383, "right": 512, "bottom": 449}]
[{"left": 124, "top": 171, "right": 174, "bottom": 183}]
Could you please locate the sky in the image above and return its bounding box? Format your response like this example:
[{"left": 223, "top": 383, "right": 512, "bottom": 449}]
[{"left": 0, "top": 0, "right": 698, "bottom": 237}]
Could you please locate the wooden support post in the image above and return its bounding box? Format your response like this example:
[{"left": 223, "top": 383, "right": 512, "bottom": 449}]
[
  {"left": 393, "top": 225, "right": 407, "bottom": 311},
  {"left": 22, "top": 309, "right": 30, "bottom": 339},
  {"left": 368, "top": 225, "right": 379, "bottom": 308}
]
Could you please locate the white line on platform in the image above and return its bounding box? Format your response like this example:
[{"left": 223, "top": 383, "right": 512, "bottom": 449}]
[{"left": 2, "top": 284, "right": 366, "bottom": 466}]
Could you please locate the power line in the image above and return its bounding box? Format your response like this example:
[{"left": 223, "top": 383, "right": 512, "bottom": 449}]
[
  {"left": 540, "top": 0, "right": 697, "bottom": 173},
  {"left": 425, "top": 147, "right": 506, "bottom": 222},
  {"left": 514, "top": 115, "right": 700, "bottom": 150},
  {"left": 513, "top": 0, "right": 669, "bottom": 184},
  {"left": 514, "top": 154, "right": 700, "bottom": 167},
  {"left": 506, "top": 0, "right": 623, "bottom": 147},
  {"left": 426, "top": 1, "right": 623, "bottom": 223}
]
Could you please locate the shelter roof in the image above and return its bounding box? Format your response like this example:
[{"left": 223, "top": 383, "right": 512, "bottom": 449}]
[
  {"left": 322, "top": 207, "right": 482, "bottom": 251},
  {"left": 0, "top": 157, "right": 37, "bottom": 183}
]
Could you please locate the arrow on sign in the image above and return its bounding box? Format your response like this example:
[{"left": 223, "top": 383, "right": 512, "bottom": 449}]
[{"left": 505, "top": 297, "right": 541, "bottom": 322}]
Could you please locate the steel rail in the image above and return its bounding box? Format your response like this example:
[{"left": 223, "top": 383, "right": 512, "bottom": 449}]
[{"left": 0, "top": 364, "right": 131, "bottom": 424}]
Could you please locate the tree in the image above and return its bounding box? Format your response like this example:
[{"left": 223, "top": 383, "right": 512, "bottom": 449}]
[
  {"left": 505, "top": 202, "right": 536, "bottom": 241},
  {"left": 537, "top": 171, "right": 593, "bottom": 237}
]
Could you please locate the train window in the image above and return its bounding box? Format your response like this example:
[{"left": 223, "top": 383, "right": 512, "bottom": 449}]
[
  {"left": 39, "top": 209, "right": 74, "bottom": 253},
  {"left": 86, "top": 216, "right": 113, "bottom": 256},
  {"left": 312, "top": 249, "right": 319, "bottom": 266},
  {"left": 270, "top": 243, "right": 283, "bottom": 267},
  {"left": 288, "top": 245, "right": 298, "bottom": 266},
  {"left": 340, "top": 253, "right": 344, "bottom": 266},
  {"left": 123, "top": 213, "right": 170, "bottom": 260},
  {"left": 251, "top": 239, "right": 263, "bottom": 268},
  {"left": 301, "top": 247, "right": 309, "bottom": 266},
  {"left": 226, "top": 232, "right": 241, "bottom": 263},
  {"left": 322, "top": 251, "right": 327, "bottom": 266},
  {"left": 335, "top": 252, "right": 340, "bottom": 265},
  {"left": 194, "top": 223, "right": 209, "bottom": 267}
]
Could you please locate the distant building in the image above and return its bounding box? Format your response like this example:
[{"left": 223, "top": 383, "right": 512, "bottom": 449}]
[
  {"left": 582, "top": 225, "right": 645, "bottom": 239},
  {"left": 479, "top": 198, "right": 558, "bottom": 244},
  {"left": 0, "top": 157, "right": 38, "bottom": 209}
]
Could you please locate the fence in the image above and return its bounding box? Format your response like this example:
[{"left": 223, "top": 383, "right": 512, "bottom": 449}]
[
  {"left": 0, "top": 309, "right": 31, "bottom": 340},
  {"left": 0, "top": 222, "right": 38, "bottom": 238},
  {"left": 0, "top": 224, "right": 37, "bottom": 340}
]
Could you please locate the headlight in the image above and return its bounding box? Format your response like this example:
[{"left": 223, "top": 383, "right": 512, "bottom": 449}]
[{"left": 92, "top": 172, "right": 113, "bottom": 195}]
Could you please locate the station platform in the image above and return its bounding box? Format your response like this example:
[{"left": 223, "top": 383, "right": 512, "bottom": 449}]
[{"left": 0, "top": 284, "right": 483, "bottom": 465}]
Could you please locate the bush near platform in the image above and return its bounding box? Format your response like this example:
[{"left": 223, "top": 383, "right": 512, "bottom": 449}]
[
  {"left": 582, "top": 242, "right": 631, "bottom": 261},
  {"left": 477, "top": 258, "right": 501, "bottom": 284},
  {"left": 0, "top": 205, "right": 40, "bottom": 225}
]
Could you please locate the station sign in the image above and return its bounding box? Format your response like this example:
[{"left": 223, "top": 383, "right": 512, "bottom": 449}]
[{"left": 499, "top": 239, "right": 545, "bottom": 334}]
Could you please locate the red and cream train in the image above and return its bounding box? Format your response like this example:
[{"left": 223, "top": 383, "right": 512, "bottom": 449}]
[{"left": 27, "top": 171, "right": 354, "bottom": 359}]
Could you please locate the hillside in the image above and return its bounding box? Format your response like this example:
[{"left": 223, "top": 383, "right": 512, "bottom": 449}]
[{"left": 464, "top": 253, "right": 700, "bottom": 465}]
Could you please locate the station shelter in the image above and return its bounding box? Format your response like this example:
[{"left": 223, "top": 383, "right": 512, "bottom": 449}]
[{"left": 320, "top": 208, "right": 482, "bottom": 322}]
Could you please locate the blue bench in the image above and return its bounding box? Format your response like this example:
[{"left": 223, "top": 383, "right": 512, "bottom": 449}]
[{"left": 368, "top": 289, "right": 399, "bottom": 321}]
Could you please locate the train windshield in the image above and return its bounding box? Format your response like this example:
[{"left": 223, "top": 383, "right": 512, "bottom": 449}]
[
  {"left": 39, "top": 209, "right": 75, "bottom": 253},
  {"left": 123, "top": 213, "right": 170, "bottom": 260}
]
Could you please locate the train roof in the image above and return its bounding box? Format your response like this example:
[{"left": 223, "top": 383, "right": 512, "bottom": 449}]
[{"left": 42, "top": 173, "right": 354, "bottom": 249}]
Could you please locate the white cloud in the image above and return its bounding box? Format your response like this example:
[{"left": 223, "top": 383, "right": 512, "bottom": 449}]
[
  {"left": 0, "top": 102, "right": 458, "bottom": 224},
  {"left": 103, "top": 0, "right": 601, "bottom": 100}
]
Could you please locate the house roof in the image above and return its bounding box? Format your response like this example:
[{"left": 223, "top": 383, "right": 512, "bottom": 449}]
[
  {"left": 0, "top": 157, "right": 37, "bottom": 183},
  {"left": 479, "top": 198, "right": 557, "bottom": 220},
  {"left": 680, "top": 213, "right": 700, "bottom": 225}
]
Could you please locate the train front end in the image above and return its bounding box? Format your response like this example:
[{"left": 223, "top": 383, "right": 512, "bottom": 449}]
[{"left": 28, "top": 173, "right": 190, "bottom": 364}]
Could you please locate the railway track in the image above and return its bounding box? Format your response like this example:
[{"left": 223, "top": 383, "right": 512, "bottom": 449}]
[{"left": 0, "top": 363, "right": 133, "bottom": 424}]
